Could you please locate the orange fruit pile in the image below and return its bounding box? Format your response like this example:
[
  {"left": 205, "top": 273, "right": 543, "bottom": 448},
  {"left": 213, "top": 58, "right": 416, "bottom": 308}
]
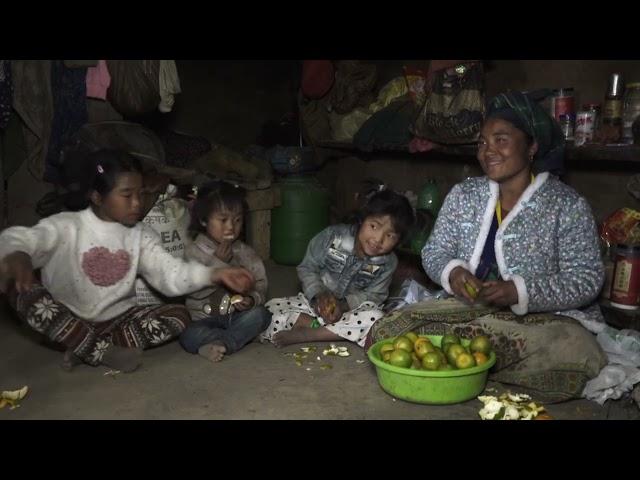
[{"left": 380, "top": 333, "right": 493, "bottom": 371}]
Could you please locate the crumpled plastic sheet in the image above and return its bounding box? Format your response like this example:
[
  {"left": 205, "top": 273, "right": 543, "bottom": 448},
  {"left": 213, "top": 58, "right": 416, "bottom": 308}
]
[
  {"left": 385, "top": 279, "right": 446, "bottom": 312},
  {"left": 562, "top": 307, "right": 640, "bottom": 406},
  {"left": 583, "top": 365, "right": 640, "bottom": 405}
]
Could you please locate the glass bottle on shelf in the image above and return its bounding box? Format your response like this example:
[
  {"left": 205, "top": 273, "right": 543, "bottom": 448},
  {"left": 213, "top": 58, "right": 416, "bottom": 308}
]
[{"left": 602, "top": 73, "right": 624, "bottom": 127}]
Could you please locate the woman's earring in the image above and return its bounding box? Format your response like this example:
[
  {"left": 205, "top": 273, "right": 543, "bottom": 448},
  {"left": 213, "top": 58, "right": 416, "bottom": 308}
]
[{"left": 200, "top": 221, "right": 207, "bottom": 227}]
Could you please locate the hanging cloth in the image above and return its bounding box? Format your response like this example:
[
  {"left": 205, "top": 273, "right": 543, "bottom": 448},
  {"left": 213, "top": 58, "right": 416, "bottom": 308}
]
[
  {"left": 64, "top": 60, "right": 98, "bottom": 68},
  {"left": 45, "top": 60, "right": 88, "bottom": 182},
  {"left": 0, "top": 60, "right": 12, "bottom": 129},
  {"left": 158, "top": 60, "right": 181, "bottom": 113},
  {"left": 86, "top": 60, "right": 111, "bottom": 100},
  {"left": 11, "top": 60, "right": 53, "bottom": 180}
]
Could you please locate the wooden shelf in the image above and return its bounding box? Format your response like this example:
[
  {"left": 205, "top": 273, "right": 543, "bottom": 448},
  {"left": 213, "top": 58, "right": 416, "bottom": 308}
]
[
  {"left": 318, "top": 141, "right": 410, "bottom": 154},
  {"left": 566, "top": 144, "right": 640, "bottom": 163},
  {"left": 317, "top": 141, "right": 477, "bottom": 157},
  {"left": 318, "top": 141, "right": 640, "bottom": 164}
]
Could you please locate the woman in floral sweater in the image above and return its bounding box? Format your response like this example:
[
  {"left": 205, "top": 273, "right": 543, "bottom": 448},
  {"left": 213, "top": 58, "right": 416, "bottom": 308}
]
[{"left": 368, "top": 91, "right": 607, "bottom": 402}]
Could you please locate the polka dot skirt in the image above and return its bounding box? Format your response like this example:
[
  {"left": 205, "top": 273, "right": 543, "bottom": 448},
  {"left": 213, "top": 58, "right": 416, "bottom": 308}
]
[{"left": 260, "top": 293, "right": 383, "bottom": 347}]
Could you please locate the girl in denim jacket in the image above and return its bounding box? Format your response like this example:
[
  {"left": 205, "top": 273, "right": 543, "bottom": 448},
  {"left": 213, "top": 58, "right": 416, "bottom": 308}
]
[{"left": 261, "top": 189, "right": 414, "bottom": 347}]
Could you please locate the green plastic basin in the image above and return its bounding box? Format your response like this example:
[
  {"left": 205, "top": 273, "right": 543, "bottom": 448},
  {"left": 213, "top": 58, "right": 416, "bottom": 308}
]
[{"left": 367, "top": 335, "right": 496, "bottom": 405}]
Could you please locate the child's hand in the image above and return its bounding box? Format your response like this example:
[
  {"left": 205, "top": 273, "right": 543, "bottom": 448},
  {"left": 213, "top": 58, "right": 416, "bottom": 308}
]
[
  {"left": 2, "top": 251, "right": 36, "bottom": 293},
  {"left": 212, "top": 267, "right": 254, "bottom": 294},
  {"left": 233, "top": 296, "right": 255, "bottom": 311},
  {"left": 449, "top": 266, "right": 483, "bottom": 304},
  {"left": 215, "top": 240, "right": 233, "bottom": 263},
  {"left": 314, "top": 291, "right": 341, "bottom": 324},
  {"left": 328, "top": 302, "right": 343, "bottom": 324},
  {"left": 478, "top": 280, "right": 518, "bottom": 307}
]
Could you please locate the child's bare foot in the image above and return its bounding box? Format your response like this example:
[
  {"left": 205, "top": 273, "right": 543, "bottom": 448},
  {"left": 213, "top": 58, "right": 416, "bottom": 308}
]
[
  {"left": 198, "top": 342, "right": 227, "bottom": 362},
  {"left": 102, "top": 345, "right": 143, "bottom": 373},
  {"left": 272, "top": 327, "right": 342, "bottom": 348},
  {"left": 273, "top": 329, "right": 310, "bottom": 348},
  {"left": 60, "top": 349, "right": 82, "bottom": 372}
]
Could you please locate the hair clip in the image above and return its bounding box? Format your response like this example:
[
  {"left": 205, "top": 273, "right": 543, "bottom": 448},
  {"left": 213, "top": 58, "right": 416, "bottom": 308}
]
[
  {"left": 364, "top": 183, "right": 387, "bottom": 201},
  {"left": 97, "top": 164, "right": 104, "bottom": 174}
]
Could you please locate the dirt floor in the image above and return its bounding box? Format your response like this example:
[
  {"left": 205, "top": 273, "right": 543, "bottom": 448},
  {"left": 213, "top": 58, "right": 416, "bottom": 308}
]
[{"left": 2, "top": 261, "right": 638, "bottom": 420}]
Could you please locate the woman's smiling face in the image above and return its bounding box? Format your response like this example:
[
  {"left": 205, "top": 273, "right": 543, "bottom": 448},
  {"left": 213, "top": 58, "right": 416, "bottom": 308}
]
[{"left": 477, "top": 117, "right": 537, "bottom": 183}]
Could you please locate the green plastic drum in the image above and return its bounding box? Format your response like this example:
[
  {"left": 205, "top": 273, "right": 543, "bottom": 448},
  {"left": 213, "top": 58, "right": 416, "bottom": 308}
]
[
  {"left": 367, "top": 335, "right": 496, "bottom": 405},
  {"left": 417, "top": 179, "right": 441, "bottom": 216},
  {"left": 271, "top": 176, "right": 329, "bottom": 266}
]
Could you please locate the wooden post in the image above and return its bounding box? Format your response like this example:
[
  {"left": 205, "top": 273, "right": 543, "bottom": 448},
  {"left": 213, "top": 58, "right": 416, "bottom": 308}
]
[
  {"left": 246, "top": 209, "right": 271, "bottom": 260},
  {"left": 0, "top": 134, "right": 5, "bottom": 228},
  {"left": 244, "top": 184, "right": 281, "bottom": 261}
]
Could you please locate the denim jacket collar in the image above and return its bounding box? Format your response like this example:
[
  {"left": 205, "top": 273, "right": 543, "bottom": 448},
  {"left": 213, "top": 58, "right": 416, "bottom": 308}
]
[{"left": 331, "top": 224, "right": 389, "bottom": 266}]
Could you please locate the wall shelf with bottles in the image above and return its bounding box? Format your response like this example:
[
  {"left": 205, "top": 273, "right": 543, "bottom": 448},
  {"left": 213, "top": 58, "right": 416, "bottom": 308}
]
[
  {"left": 317, "top": 141, "right": 640, "bottom": 164},
  {"left": 567, "top": 144, "right": 640, "bottom": 163}
]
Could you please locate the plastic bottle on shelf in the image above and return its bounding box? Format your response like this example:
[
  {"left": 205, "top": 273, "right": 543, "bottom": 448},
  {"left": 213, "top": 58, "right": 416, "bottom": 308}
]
[{"left": 551, "top": 88, "right": 576, "bottom": 140}]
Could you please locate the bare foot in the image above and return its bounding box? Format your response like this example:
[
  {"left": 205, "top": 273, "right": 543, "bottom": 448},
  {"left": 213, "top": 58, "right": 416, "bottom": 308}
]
[
  {"left": 60, "top": 349, "right": 82, "bottom": 372},
  {"left": 198, "top": 342, "right": 227, "bottom": 362},
  {"left": 273, "top": 329, "right": 310, "bottom": 348},
  {"left": 102, "top": 345, "right": 143, "bottom": 373},
  {"left": 272, "top": 327, "right": 342, "bottom": 348}
]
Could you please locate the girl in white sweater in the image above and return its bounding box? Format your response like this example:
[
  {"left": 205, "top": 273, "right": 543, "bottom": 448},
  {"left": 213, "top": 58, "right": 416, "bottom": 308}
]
[{"left": 0, "top": 149, "right": 254, "bottom": 373}]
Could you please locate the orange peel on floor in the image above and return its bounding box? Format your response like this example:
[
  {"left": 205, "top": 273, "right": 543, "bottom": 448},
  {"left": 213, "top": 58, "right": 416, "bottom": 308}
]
[{"left": 1, "top": 386, "right": 29, "bottom": 410}]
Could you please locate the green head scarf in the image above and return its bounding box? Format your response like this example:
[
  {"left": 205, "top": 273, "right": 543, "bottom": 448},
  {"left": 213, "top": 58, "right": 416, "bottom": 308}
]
[{"left": 485, "top": 91, "right": 565, "bottom": 175}]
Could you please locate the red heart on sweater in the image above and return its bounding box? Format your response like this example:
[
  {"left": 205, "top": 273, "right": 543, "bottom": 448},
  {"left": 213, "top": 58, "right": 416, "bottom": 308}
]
[{"left": 81, "top": 247, "right": 132, "bottom": 287}]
